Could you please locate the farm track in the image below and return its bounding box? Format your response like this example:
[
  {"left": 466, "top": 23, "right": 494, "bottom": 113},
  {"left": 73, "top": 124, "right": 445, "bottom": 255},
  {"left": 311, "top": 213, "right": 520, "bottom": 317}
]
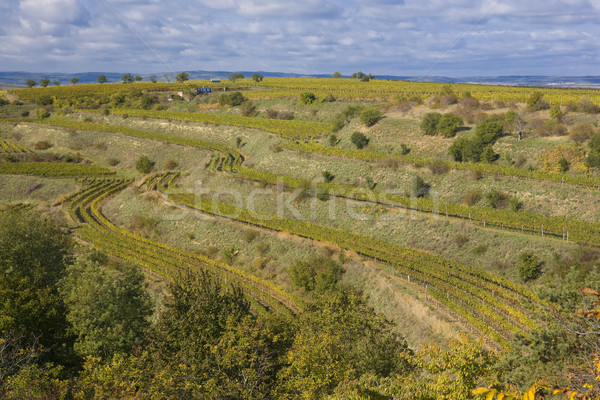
[{"left": 63, "top": 177, "right": 301, "bottom": 316}]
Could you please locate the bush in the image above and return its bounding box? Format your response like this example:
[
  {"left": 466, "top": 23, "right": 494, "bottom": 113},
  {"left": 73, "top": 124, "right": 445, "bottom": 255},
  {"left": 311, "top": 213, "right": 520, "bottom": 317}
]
[
  {"left": 517, "top": 252, "right": 543, "bottom": 282},
  {"left": 481, "top": 145, "right": 497, "bottom": 163},
  {"left": 485, "top": 189, "right": 509, "bottom": 209},
  {"left": 400, "top": 143, "right": 411, "bottom": 155},
  {"left": 34, "top": 140, "right": 53, "bottom": 150},
  {"left": 300, "top": 92, "right": 317, "bottom": 105},
  {"left": 508, "top": 196, "right": 523, "bottom": 212},
  {"left": 526, "top": 92, "right": 549, "bottom": 111},
  {"left": 427, "top": 159, "right": 450, "bottom": 174},
  {"left": 463, "top": 190, "right": 481, "bottom": 206},
  {"left": 239, "top": 100, "right": 256, "bottom": 117},
  {"left": 135, "top": 155, "right": 155, "bottom": 174},
  {"left": 420, "top": 112, "right": 442, "bottom": 135},
  {"left": 569, "top": 123, "right": 595, "bottom": 143},
  {"left": 218, "top": 92, "right": 245, "bottom": 106},
  {"left": 107, "top": 158, "right": 120, "bottom": 166},
  {"left": 577, "top": 98, "right": 600, "bottom": 114},
  {"left": 20, "top": 110, "right": 30, "bottom": 117},
  {"left": 437, "top": 113, "right": 463, "bottom": 137},
  {"left": 453, "top": 234, "right": 469, "bottom": 248},
  {"left": 35, "top": 108, "right": 50, "bottom": 119},
  {"left": 288, "top": 255, "right": 344, "bottom": 293},
  {"left": 242, "top": 230, "right": 258, "bottom": 243},
  {"left": 475, "top": 119, "right": 504, "bottom": 145},
  {"left": 409, "top": 175, "right": 429, "bottom": 198},
  {"left": 533, "top": 119, "right": 567, "bottom": 137},
  {"left": 328, "top": 134, "right": 339, "bottom": 147},
  {"left": 322, "top": 171, "right": 335, "bottom": 183},
  {"left": 350, "top": 131, "right": 369, "bottom": 149},
  {"left": 360, "top": 108, "right": 382, "bottom": 127},
  {"left": 35, "top": 95, "right": 53, "bottom": 106},
  {"left": 164, "top": 159, "right": 178, "bottom": 170}
]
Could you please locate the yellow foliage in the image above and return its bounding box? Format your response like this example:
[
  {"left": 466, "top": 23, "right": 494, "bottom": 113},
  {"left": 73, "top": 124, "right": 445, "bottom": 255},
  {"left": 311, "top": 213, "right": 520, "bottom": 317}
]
[{"left": 537, "top": 144, "right": 587, "bottom": 173}]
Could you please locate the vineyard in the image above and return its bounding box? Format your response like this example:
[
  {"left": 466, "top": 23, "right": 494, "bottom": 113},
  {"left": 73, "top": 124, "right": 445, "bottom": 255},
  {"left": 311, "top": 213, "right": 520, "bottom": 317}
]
[
  {"left": 2, "top": 76, "right": 600, "bottom": 373},
  {"left": 63, "top": 177, "right": 300, "bottom": 315}
]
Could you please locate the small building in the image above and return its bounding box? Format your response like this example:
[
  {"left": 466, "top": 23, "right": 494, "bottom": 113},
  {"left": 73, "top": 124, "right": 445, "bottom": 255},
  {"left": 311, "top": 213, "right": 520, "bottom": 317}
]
[{"left": 210, "top": 79, "right": 220, "bottom": 83}]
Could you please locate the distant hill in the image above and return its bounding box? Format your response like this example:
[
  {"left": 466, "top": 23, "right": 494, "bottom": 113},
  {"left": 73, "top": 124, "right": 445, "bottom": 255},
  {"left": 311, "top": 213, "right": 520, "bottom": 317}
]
[{"left": 2, "top": 70, "right": 600, "bottom": 89}]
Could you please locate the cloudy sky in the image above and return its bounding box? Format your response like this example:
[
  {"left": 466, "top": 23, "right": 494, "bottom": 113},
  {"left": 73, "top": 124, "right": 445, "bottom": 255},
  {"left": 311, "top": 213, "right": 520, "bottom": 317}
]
[{"left": 1, "top": 0, "right": 599, "bottom": 76}]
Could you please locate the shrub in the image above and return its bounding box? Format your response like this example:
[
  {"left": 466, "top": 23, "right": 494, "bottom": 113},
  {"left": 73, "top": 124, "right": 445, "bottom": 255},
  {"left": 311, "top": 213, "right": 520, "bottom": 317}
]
[
  {"left": 463, "top": 190, "right": 481, "bottom": 206},
  {"left": 324, "top": 93, "right": 336, "bottom": 102},
  {"left": 409, "top": 175, "right": 429, "bottom": 198},
  {"left": 472, "top": 245, "right": 488, "bottom": 255},
  {"left": 34, "top": 140, "right": 53, "bottom": 150},
  {"left": 526, "top": 92, "right": 549, "bottom": 111},
  {"left": 360, "top": 108, "right": 382, "bottom": 127},
  {"left": 20, "top": 110, "right": 30, "bottom": 117},
  {"left": 558, "top": 157, "right": 570, "bottom": 173},
  {"left": 219, "top": 92, "right": 245, "bottom": 106},
  {"left": 107, "top": 158, "right": 120, "bottom": 166},
  {"left": 35, "top": 108, "right": 50, "bottom": 119},
  {"left": 569, "top": 123, "right": 595, "bottom": 143},
  {"left": 475, "top": 118, "right": 504, "bottom": 145},
  {"left": 508, "top": 196, "right": 523, "bottom": 212},
  {"left": 135, "top": 155, "right": 154, "bottom": 174},
  {"left": 400, "top": 143, "right": 411, "bottom": 155},
  {"left": 328, "top": 134, "right": 339, "bottom": 147},
  {"left": 420, "top": 112, "right": 442, "bottom": 135},
  {"left": 35, "top": 95, "right": 53, "bottom": 106},
  {"left": 242, "top": 230, "right": 258, "bottom": 243},
  {"left": 453, "top": 234, "right": 469, "bottom": 248},
  {"left": 332, "top": 117, "right": 345, "bottom": 132},
  {"left": 427, "top": 159, "right": 450, "bottom": 174},
  {"left": 533, "top": 119, "right": 567, "bottom": 137},
  {"left": 265, "top": 109, "right": 278, "bottom": 119},
  {"left": 577, "top": 98, "right": 600, "bottom": 114},
  {"left": 437, "top": 113, "right": 463, "bottom": 137},
  {"left": 316, "top": 189, "right": 330, "bottom": 201},
  {"left": 322, "top": 171, "right": 335, "bottom": 183},
  {"left": 300, "top": 92, "right": 317, "bottom": 105},
  {"left": 288, "top": 255, "right": 344, "bottom": 292},
  {"left": 517, "top": 252, "right": 543, "bottom": 282},
  {"left": 485, "top": 189, "right": 509, "bottom": 209},
  {"left": 164, "top": 159, "right": 178, "bottom": 170},
  {"left": 350, "top": 131, "right": 369, "bottom": 149},
  {"left": 240, "top": 100, "right": 256, "bottom": 117},
  {"left": 481, "top": 145, "right": 497, "bottom": 163}
]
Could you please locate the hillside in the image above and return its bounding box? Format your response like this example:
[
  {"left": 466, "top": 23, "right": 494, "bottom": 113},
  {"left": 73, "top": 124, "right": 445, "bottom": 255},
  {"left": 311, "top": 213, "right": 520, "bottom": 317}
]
[{"left": 1, "top": 77, "right": 600, "bottom": 398}]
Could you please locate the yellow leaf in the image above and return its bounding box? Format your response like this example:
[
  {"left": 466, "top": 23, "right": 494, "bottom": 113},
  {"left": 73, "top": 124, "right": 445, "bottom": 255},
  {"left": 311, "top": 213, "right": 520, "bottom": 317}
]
[
  {"left": 473, "top": 388, "right": 492, "bottom": 395},
  {"left": 486, "top": 390, "right": 497, "bottom": 400},
  {"left": 581, "top": 288, "right": 599, "bottom": 296},
  {"left": 497, "top": 394, "right": 505, "bottom": 400},
  {"left": 523, "top": 384, "right": 535, "bottom": 400}
]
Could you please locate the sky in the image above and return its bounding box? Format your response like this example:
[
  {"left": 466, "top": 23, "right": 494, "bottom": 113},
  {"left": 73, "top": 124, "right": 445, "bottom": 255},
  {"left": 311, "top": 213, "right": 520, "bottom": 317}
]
[{"left": 1, "top": 0, "right": 599, "bottom": 77}]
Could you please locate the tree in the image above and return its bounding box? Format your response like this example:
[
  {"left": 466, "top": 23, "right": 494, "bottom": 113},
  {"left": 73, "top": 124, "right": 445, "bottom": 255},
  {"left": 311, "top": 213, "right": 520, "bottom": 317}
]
[
  {"left": 360, "top": 108, "right": 382, "bottom": 127},
  {"left": 26, "top": 80, "right": 37, "bottom": 88},
  {"left": 277, "top": 290, "right": 412, "bottom": 398},
  {"left": 475, "top": 118, "right": 504, "bottom": 145},
  {"left": 558, "top": 157, "right": 570, "bottom": 173},
  {"left": 175, "top": 72, "right": 189, "bottom": 82},
  {"left": 219, "top": 91, "right": 246, "bottom": 106},
  {"left": 59, "top": 254, "right": 152, "bottom": 359},
  {"left": 53, "top": 80, "right": 61, "bottom": 86},
  {"left": 517, "top": 252, "right": 543, "bottom": 282},
  {"left": 300, "top": 92, "right": 317, "bottom": 105},
  {"left": 135, "top": 155, "right": 154, "bottom": 173},
  {"left": 351, "top": 131, "right": 369, "bottom": 149},
  {"left": 135, "top": 75, "right": 143, "bottom": 82},
  {"left": 70, "top": 77, "right": 79, "bottom": 85},
  {"left": 437, "top": 113, "right": 463, "bottom": 137},
  {"left": 121, "top": 73, "right": 134, "bottom": 84},
  {"left": 228, "top": 73, "right": 244, "bottom": 82},
  {"left": 420, "top": 112, "right": 442, "bottom": 135},
  {"left": 328, "top": 134, "right": 339, "bottom": 147},
  {"left": 481, "top": 145, "right": 497, "bottom": 163},
  {"left": 332, "top": 71, "right": 342, "bottom": 78},
  {"left": 239, "top": 100, "right": 256, "bottom": 116},
  {"left": 149, "top": 75, "right": 157, "bottom": 83},
  {"left": 252, "top": 73, "right": 264, "bottom": 82},
  {"left": 39, "top": 78, "right": 50, "bottom": 87},
  {"left": 352, "top": 71, "right": 366, "bottom": 80},
  {"left": 0, "top": 211, "right": 74, "bottom": 367},
  {"left": 97, "top": 75, "right": 108, "bottom": 84}
]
